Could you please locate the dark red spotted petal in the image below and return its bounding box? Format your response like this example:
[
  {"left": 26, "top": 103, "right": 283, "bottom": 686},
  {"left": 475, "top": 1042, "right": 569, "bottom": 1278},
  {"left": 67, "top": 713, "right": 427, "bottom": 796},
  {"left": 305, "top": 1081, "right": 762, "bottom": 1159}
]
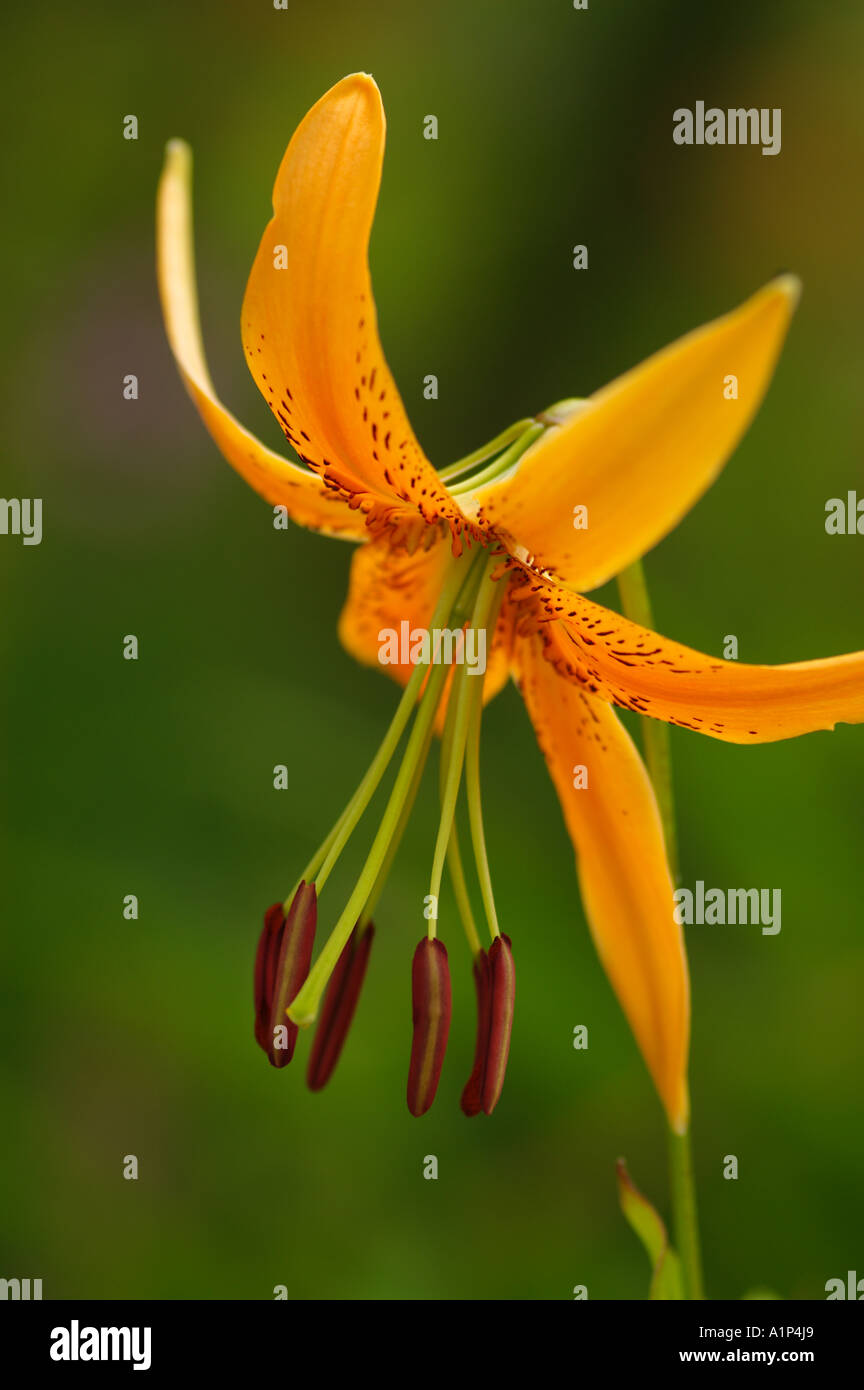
[
  {"left": 481, "top": 934, "right": 515, "bottom": 1115},
  {"left": 254, "top": 903, "right": 286, "bottom": 1052},
  {"left": 306, "top": 923, "right": 374, "bottom": 1091},
  {"left": 407, "top": 937, "right": 452, "bottom": 1117},
  {"left": 267, "top": 881, "right": 318, "bottom": 1068},
  {"left": 460, "top": 949, "right": 492, "bottom": 1117}
]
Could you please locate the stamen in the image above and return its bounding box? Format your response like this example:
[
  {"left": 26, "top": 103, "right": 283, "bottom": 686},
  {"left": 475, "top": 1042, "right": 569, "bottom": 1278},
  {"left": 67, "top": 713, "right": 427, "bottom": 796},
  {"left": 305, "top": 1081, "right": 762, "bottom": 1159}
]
[
  {"left": 265, "top": 881, "right": 317, "bottom": 1067},
  {"left": 444, "top": 823, "right": 482, "bottom": 955},
  {"left": 460, "top": 949, "right": 491, "bottom": 1116},
  {"left": 306, "top": 923, "right": 374, "bottom": 1091},
  {"left": 426, "top": 553, "right": 502, "bottom": 940},
  {"left": 407, "top": 937, "right": 452, "bottom": 1116},
  {"left": 254, "top": 902, "right": 287, "bottom": 1052},
  {"left": 482, "top": 934, "right": 515, "bottom": 1114},
  {"left": 357, "top": 708, "right": 438, "bottom": 929},
  {"left": 461, "top": 935, "right": 516, "bottom": 1116},
  {"left": 427, "top": 665, "right": 474, "bottom": 939},
  {"left": 464, "top": 664, "right": 501, "bottom": 940},
  {"left": 436, "top": 625, "right": 482, "bottom": 956}
]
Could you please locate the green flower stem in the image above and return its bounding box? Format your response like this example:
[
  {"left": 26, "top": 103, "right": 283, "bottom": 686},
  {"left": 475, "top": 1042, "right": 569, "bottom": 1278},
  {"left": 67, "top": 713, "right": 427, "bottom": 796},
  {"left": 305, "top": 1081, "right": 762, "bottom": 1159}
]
[
  {"left": 617, "top": 557, "right": 704, "bottom": 1302},
  {"left": 668, "top": 1128, "right": 705, "bottom": 1302},
  {"left": 438, "top": 418, "right": 536, "bottom": 482},
  {"left": 294, "top": 559, "right": 470, "bottom": 901},
  {"left": 288, "top": 558, "right": 485, "bottom": 1025},
  {"left": 426, "top": 553, "right": 501, "bottom": 935},
  {"left": 449, "top": 423, "right": 546, "bottom": 495}
]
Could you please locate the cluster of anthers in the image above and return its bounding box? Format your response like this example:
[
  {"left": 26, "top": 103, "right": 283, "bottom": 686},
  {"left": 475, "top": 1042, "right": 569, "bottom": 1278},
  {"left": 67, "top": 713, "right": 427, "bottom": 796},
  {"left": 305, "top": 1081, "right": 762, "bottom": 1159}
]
[{"left": 252, "top": 534, "right": 522, "bottom": 1116}]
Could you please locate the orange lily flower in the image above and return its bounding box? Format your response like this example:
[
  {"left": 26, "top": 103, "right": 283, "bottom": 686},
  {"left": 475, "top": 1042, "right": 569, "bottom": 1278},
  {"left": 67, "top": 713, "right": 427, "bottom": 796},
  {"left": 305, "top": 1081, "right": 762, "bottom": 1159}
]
[{"left": 157, "top": 73, "right": 864, "bottom": 1133}]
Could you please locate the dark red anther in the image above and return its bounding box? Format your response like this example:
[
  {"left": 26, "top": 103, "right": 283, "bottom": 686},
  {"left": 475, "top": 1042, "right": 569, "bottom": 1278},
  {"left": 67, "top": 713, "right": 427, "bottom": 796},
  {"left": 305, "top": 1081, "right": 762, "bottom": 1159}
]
[
  {"left": 460, "top": 949, "right": 492, "bottom": 1117},
  {"left": 481, "top": 933, "right": 515, "bottom": 1115},
  {"left": 254, "top": 902, "right": 287, "bottom": 1052},
  {"left": 407, "top": 937, "right": 452, "bottom": 1117},
  {"left": 252, "top": 882, "right": 317, "bottom": 1068},
  {"left": 306, "top": 923, "right": 374, "bottom": 1091}
]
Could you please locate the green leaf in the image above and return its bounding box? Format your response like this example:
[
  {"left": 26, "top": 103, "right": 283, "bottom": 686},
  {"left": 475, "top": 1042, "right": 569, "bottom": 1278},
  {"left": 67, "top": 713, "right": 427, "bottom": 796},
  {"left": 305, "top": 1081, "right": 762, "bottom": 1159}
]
[
  {"left": 617, "top": 1158, "right": 684, "bottom": 1300},
  {"left": 742, "top": 1288, "right": 781, "bottom": 1300}
]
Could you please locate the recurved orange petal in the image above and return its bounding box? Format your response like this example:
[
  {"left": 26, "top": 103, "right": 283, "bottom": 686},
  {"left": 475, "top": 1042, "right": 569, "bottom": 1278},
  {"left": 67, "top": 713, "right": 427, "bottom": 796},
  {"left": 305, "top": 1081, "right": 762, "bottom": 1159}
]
[
  {"left": 514, "top": 629, "right": 689, "bottom": 1132},
  {"left": 157, "top": 140, "right": 366, "bottom": 539},
  {"left": 467, "top": 278, "right": 799, "bottom": 591},
  {"left": 515, "top": 571, "right": 864, "bottom": 745},
  {"left": 241, "top": 73, "right": 470, "bottom": 547}
]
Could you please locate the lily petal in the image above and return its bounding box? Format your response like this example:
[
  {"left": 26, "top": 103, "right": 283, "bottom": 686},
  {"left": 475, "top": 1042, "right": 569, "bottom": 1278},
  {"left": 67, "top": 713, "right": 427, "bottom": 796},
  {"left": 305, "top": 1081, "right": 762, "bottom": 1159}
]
[
  {"left": 156, "top": 140, "right": 366, "bottom": 539},
  {"left": 468, "top": 278, "right": 799, "bottom": 591},
  {"left": 516, "top": 572, "right": 864, "bottom": 745},
  {"left": 514, "top": 630, "right": 689, "bottom": 1131},
  {"left": 241, "top": 73, "right": 471, "bottom": 547}
]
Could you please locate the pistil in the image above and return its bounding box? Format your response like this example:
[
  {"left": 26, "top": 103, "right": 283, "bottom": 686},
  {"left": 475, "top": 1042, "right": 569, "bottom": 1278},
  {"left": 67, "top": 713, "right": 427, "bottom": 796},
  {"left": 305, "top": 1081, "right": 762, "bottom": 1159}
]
[{"left": 264, "top": 537, "right": 515, "bottom": 1115}]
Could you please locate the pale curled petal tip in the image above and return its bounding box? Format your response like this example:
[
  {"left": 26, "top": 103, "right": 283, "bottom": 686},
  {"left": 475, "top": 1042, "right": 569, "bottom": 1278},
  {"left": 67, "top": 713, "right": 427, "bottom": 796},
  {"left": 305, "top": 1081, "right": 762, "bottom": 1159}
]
[
  {"left": 328, "top": 71, "right": 382, "bottom": 105},
  {"left": 766, "top": 271, "right": 802, "bottom": 308},
  {"left": 345, "top": 71, "right": 378, "bottom": 88},
  {"left": 161, "top": 139, "right": 193, "bottom": 183}
]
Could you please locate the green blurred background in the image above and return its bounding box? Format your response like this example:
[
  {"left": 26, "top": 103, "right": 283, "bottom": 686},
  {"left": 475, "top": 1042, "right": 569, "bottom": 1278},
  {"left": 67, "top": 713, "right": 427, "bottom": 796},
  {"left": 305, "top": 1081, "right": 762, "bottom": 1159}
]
[{"left": 2, "top": 0, "right": 862, "bottom": 1299}]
